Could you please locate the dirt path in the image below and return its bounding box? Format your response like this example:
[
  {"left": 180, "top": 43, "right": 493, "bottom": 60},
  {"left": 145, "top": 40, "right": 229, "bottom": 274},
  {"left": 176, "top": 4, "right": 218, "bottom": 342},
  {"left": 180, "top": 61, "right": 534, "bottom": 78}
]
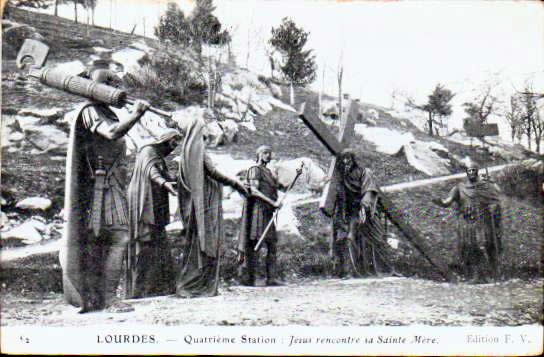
[{"left": 1, "top": 277, "right": 542, "bottom": 327}]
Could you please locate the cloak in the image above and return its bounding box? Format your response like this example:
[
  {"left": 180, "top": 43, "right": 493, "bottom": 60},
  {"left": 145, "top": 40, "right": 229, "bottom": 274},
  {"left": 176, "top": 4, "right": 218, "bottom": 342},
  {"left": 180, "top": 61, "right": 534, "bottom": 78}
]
[
  {"left": 127, "top": 145, "right": 169, "bottom": 242},
  {"left": 177, "top": 117, "right": 223, "bottom": 262},
  {"left": 60, "top": 102, "right": 95, "bottom": 307}
]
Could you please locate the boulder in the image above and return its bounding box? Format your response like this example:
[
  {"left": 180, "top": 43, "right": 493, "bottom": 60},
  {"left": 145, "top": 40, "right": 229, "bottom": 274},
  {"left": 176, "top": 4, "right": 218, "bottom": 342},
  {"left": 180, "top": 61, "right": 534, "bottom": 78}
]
[
  {"left": 2, "top": 23, "right": 44, "bottom": 59},
  {"left": 49, "top": 60, "right": 87, "bottom": 77},
  {"left": 25, "top": 218, "right": 47, "bottom": 233},
  {"left": 111, "top": 47, "right": 148, "bottom": 76},
  {"left": 206, "top": 153, "right": 255, "bottom": 179},
  {"left": 239, "top": 121, "right": 256, "bottom": 132},
  {"left": 23, "top": 123, "right": 69, "bottom": 154},
  {"left": 366, "top": 108, "right": 380, "bottom": 121},
  {"left": 268, "top": 97, "right": 296, "bottom": 113},
  {"left": 8, "top": 131, "right": 25, "bottom": 143},
  {"left": 124, "top": 109, "right": 171, "bottom": 152},
  {"left": 16, "top": 197, "right": 52, "bottom": 211},
  {"left": 355, "top": 124, "right": 414, "bottom": 155},
  {"left": 172, "top": 106, "right": 208, "bottom": 129},
  {"left": 0, "top": 211, "right": 9, "bottom": 228},
  {"left": 204, "top": 121, "right": 225, "bottom": 147},
  {"left": 520, "top": 158, "right": 544, "bottom": 173},
  {"left": 18, "top": 107, "right": 64, "bottom": 121},
  {"left": 400, "top": 140, "right": 451, "bottom": 176},
  {"left": 220, "top": 119, "right": 239, "bottom": 143},
  {"left": 129, "top": 41, "right": 154, "bottom": 54},
  {"left": 1, "top": 222, "right": 43, "bottom": 245},
  {"left": 93, "top": 46, "right": 113, "bottom": 54},
  {"left": 269, "top": 157, "right": 327, "bottom": 193},
  {"left": 269, "top": 82, "right": 283, "bottom": 98}
]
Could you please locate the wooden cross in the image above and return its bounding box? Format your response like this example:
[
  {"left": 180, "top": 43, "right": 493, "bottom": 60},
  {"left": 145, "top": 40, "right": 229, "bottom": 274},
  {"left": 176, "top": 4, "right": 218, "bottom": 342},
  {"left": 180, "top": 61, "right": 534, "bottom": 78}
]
[{"left": 298, "top": 101, "right": 452, "bottom": 281}]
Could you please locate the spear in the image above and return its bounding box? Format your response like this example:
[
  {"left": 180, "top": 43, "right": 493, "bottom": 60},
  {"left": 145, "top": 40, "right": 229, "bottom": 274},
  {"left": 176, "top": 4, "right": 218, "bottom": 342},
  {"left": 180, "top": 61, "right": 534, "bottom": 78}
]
[{"left": 254, "top": 162, "right": 305, "bottom": 252}]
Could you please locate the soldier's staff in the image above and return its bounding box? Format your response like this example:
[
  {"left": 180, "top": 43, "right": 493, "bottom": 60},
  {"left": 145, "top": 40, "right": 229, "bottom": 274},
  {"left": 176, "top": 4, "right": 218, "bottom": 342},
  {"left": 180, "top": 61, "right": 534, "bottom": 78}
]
[{"left": 254, "top": 163, "right": 305, "bottom": 252}]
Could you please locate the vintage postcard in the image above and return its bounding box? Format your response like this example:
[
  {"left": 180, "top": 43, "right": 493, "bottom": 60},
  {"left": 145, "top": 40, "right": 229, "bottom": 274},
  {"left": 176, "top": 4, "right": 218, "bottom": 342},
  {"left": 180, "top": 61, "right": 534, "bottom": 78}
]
[{"left": 1, "top": 0, "right": 543, "bottom": 355}]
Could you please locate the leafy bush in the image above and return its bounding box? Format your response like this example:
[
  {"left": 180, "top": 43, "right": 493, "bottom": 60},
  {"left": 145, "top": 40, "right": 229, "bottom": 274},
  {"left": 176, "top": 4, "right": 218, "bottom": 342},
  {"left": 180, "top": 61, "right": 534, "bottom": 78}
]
[
  {"left": 496, "top": 164, "right": 543, "bottom": 206},
  {"left": 123, "top": 46, "right": 207, "bottom": 107},
  {"left": 154, "top": 0, "right": 230, "bottom": 55}
]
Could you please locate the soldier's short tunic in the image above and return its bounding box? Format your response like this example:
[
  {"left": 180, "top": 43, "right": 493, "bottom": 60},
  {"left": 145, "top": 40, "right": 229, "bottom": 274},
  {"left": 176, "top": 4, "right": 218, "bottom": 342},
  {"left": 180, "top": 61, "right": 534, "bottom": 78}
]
[
  {"left": 240, "top": 165, "right": 279, "bottom": 244},
  {"left": 444, "top": 180, "right": 502, "bottom": 266},
  {"left": 81, "top": 105, "right": 129, "bottom": 229}
]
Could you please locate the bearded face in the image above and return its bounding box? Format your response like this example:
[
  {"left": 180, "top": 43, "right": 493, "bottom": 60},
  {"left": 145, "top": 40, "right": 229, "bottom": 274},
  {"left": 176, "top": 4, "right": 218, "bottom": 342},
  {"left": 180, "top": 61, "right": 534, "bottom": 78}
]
[
  {"left": 167, "top": 137, "right": 181, "bottom": 154},
  {"left": 341, "top": 155, "right": 355, "bottom": 173},
  {"left": 466, "top": 167, "right": 479, "bottom": 183},
  {"left": 259, "top": 150, "right": 272, "bottom": 164}
]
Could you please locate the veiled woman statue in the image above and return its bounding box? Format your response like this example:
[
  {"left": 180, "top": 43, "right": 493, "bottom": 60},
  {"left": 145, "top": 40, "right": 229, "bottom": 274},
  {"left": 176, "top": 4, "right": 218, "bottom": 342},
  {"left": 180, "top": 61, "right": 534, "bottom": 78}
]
[{"left": 175, "top": 116, "right": 248, "bottom": 297}]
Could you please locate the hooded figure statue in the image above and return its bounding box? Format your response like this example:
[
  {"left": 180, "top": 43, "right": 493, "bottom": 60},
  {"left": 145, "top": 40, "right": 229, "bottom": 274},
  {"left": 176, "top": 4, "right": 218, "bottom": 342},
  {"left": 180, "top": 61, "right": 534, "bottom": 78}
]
[
  {"left": 126, "top": 129, "right": 181, "bottom": 298},
  {"left": 175, "top": 116, "right": 248, "bottom": 298}
]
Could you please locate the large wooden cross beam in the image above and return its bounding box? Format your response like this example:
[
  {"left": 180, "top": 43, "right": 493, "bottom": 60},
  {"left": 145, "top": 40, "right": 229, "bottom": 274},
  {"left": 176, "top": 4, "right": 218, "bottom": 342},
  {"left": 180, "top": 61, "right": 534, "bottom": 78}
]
[
  {"left": 298, "top": 101, "right": 452, "bottom": 281},
  {"left": 298, "top": 101, "right": 357, "bottom": 216}
]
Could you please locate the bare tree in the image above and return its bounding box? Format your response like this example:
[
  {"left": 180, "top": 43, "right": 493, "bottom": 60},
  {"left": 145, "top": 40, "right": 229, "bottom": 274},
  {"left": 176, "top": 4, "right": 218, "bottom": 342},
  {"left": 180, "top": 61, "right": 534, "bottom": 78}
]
[
  {"left": 319, "top": 61, "right": 325, "bottom": 118},
  {"left": 504, "top": 95, "right": 523, "bottom": 143},
  {"left": 531, "top": 104, "right": 544, "bottom": 153},
  {"left": 337, "top": 52, "right": 344, "bottom": 120},
  {"left": 519, "top": 84, "right": 539, "bottom": 151},
  {"left": 463, "top": 85, "right": 500, "bottom": 124}
]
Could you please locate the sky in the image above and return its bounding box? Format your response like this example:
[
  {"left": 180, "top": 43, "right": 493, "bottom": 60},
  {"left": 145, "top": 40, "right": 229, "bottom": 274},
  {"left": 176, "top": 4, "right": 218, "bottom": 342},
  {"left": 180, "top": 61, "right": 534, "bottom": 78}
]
[{"left": 35, "top": 0, "right": 543, "bottom": 131}]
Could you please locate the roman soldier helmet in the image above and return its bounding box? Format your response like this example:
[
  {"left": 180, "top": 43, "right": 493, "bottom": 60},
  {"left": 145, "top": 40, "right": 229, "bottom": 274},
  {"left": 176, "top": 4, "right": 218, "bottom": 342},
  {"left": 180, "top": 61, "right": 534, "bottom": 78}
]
[{"left": 86, "top": 59, "right": 120, "bottom": 86}]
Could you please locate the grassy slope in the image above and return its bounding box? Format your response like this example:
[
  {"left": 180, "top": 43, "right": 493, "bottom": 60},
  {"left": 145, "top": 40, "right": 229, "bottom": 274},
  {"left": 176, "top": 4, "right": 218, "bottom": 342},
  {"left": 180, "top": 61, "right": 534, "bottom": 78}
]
[{"left": 1, "top": 9, "right": 542, "bottom": 293}]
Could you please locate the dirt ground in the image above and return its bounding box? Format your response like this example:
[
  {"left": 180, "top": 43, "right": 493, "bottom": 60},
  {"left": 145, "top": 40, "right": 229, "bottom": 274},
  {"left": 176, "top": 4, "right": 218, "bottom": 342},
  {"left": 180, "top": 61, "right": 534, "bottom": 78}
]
[{"left": 1, "top": 277, "right": 542, "bottom": 327}]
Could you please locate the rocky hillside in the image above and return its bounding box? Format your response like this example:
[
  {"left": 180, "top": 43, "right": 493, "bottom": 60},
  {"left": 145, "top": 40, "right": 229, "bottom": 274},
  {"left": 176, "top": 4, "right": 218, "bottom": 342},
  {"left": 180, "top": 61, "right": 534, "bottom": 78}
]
[{"left": 1, "top": 8, "right": 542, "bottom": 295}]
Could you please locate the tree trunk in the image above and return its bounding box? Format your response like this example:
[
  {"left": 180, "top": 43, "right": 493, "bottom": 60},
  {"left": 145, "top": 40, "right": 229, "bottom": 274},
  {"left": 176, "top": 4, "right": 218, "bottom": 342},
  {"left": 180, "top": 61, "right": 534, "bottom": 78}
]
[
  {"left": 289, "top": 82, "right": 295, "bottom": 106},
  {"left": 269, "top": 56, "right": 274, "bottom": 79},
  {"left": 510, "top": 127, "right": 516, "bottom": 143},
  {"left": 428, "top": 111, "right": 433, "bottom": 136},
  {"left": 74, "top": 1, "right": 78, "bottom": 24},
  {"left": 337, "top": 67, "right": 343, "bottom": 121},
  {"left": 54, "top": 0, "right": 59, "bottom": 16},
  {"left": 207, "top": 58, "right": 213, "bottom": 110}
]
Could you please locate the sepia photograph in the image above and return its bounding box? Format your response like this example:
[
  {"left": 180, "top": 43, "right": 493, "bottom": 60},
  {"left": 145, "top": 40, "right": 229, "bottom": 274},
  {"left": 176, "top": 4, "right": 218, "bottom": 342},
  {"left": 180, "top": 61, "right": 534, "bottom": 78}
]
[{"left": 1, "top": 0, "right": 543, "bottom": 355}]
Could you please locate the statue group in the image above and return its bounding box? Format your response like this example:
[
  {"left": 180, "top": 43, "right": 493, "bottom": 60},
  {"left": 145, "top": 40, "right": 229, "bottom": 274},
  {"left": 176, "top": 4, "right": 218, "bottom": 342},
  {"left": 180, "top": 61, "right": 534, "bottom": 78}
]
[{"left": 60, "top": 68, "right": 504, "bottom": 314}]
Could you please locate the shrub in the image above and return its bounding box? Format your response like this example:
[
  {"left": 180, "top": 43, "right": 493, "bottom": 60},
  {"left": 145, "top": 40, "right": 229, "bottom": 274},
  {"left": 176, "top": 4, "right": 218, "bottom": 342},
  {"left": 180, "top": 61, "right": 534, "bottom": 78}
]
[
  {"left": 496, "top": 164, "right": 543, "bottom": 206},
  {"left": 123, "top": 46, "right": 207, "bottom": 107}
]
